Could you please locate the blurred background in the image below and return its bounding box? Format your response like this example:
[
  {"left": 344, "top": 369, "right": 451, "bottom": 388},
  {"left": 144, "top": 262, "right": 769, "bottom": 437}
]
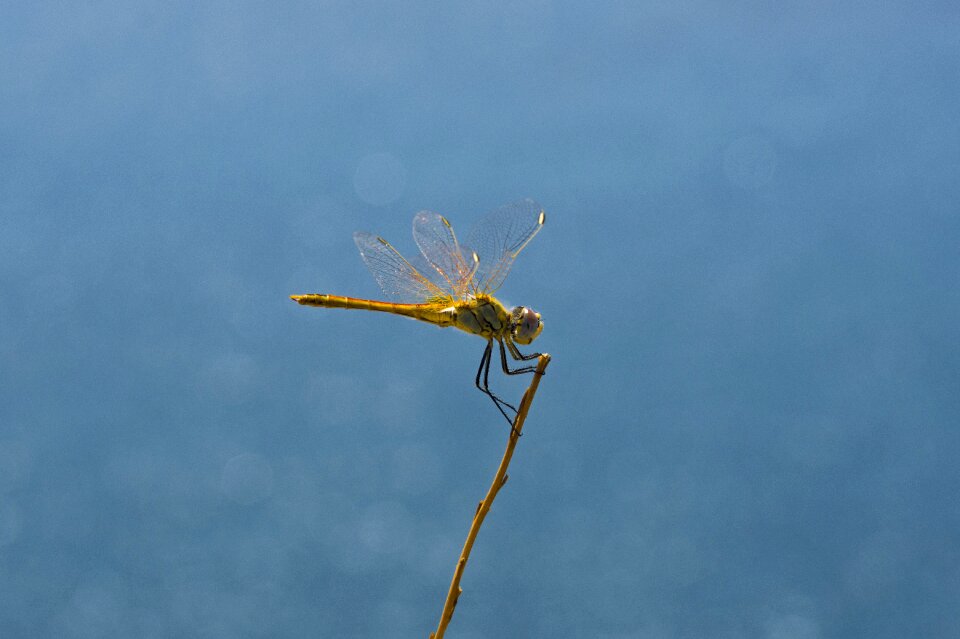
[{"left": 2, "top": 2, "right": 959, "bottom": 637}]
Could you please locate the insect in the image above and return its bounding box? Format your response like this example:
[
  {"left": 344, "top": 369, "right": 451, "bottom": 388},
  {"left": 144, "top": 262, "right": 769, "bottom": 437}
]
[{"left": 290, "top": 198, "right": 546, "bottom": 424}]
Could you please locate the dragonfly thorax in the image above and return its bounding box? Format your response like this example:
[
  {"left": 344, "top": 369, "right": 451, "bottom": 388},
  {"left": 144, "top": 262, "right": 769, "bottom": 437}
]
[{"left": 448, "top": 295, "right": 504, "bottom": 337}]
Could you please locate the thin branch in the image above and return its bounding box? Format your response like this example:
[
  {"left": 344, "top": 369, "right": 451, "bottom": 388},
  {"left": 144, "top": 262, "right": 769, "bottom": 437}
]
[{"left": 430, "top": 353, "right": 552, "bottom": 639}]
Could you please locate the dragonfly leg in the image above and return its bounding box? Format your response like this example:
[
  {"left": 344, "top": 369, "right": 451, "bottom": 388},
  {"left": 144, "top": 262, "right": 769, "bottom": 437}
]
[
  {"left": 506, "top": 338, "right": 541, "bottom": 362},
  {"left": 499, "top": 338, "right": 540, "bottom": 375},
  {"left": 475, "top": 340, "right": 518, "bottom": 425},
  {"left": 485, "top": 343, "right": 519, "bottom": 414}
]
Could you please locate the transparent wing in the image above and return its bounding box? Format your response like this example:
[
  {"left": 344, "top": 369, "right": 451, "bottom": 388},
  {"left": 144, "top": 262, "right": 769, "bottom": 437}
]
[
  {"left": 353, "top": 231, "right": 452, "bottom": 303},
  {"left": 465, "top": 198, "right": 546, "bottom": 294},
  {"left": 407, "top": 253, "right": 449, "bottom": 293},
  {"left": 412, "top": 210, "right": 479, "bottom": 299}
]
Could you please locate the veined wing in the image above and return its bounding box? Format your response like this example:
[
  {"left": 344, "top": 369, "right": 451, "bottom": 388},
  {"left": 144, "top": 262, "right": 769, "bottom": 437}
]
[
  {"left": 466, "top": 198, "right": 546, "bottom": 295},
  {"left": 412, "top": 210, "right": 479, "bottom": 300},
  {"left": 353, "top": 231, "right": 452, "bottom": 304}
]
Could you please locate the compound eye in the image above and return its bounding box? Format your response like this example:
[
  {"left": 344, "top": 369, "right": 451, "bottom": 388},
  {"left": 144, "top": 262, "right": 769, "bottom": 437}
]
[
  {"left": 522, "top": 308, "right": 540, "bottom": 333},
  {"left": 514, "top": 307, "right": 542, "bottom": 344}
]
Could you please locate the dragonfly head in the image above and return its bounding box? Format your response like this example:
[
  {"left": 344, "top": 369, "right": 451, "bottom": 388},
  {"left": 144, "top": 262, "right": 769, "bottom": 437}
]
[{"left": 510, "top": 306, "right": 543, "bottom": 345}]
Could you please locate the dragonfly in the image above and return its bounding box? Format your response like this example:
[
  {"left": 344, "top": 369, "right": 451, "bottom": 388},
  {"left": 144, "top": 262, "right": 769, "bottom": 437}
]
[{"left": 291, "top": 198, "right": 546, "bottom": 425}]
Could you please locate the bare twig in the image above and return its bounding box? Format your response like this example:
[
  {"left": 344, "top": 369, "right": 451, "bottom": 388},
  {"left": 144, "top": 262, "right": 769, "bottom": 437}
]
[{"left": 430, "top": 353, "right": 552, "bottom": 639}]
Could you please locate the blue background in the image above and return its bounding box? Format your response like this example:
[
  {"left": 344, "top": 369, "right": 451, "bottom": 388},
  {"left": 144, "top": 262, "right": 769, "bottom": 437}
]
[{"left": 2, "top": 3, "right": 959, "bottom": 637}]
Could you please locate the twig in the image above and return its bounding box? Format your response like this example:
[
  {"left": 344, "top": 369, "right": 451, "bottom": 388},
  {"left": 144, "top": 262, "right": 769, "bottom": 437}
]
[{"left": 430, "top": 353, "right": 552, "bottom": 639}]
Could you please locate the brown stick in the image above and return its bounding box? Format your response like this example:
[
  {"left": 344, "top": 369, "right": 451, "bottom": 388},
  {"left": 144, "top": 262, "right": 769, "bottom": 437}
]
[{"left": 430, "top": 353, "right": 552, "bottom": 639}]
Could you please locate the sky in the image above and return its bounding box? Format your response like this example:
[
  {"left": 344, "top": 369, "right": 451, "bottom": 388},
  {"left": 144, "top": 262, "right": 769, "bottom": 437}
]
[{"left": 2, "top": 2, "right": 960, "bottom": 637}]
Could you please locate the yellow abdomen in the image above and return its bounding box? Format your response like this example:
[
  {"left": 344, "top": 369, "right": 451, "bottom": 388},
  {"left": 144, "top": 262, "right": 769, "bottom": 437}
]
[{"left": 290, "top": 293, "right": 510, "bottom": 340}]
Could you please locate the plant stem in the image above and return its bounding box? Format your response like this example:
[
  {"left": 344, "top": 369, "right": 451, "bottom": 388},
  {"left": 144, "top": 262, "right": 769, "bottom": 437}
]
[{"left": 430, "top": 353, "right": 552, "bottom": 639}]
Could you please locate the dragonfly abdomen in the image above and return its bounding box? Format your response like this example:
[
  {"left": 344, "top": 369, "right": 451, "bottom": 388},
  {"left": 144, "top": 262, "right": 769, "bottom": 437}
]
[{"left": 290, "top": 294, "right": 454, "bottom": 328}]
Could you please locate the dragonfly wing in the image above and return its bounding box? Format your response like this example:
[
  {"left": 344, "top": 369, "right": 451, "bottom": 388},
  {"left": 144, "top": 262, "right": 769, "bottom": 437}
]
[
  {"left": 408, "top": 253, "right": 451, "bottom": 293},
  {"left": 412, "top": 211, "right": 479, "bottom": 299},
  {"left": 353, "top": 231, "right": 451, "bottom": 303},
  {"left": 466, "top": 198, "right": 546, "bottom": 294}
]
